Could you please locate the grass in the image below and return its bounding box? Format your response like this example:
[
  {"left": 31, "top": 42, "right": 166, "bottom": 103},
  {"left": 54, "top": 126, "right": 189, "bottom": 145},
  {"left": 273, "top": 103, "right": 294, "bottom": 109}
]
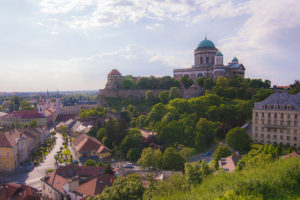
[{"left": 152, "top": 157, "right": 300, "bottom": 200}]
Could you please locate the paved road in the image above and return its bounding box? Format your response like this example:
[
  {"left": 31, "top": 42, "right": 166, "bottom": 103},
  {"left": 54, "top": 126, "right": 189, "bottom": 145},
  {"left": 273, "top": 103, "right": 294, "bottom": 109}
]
[
  {"left": 4, "top": 133, "right": 64, "bottom": 189},
  {"left": 190, "top": 143, "right": 220, "bottom": 163}
]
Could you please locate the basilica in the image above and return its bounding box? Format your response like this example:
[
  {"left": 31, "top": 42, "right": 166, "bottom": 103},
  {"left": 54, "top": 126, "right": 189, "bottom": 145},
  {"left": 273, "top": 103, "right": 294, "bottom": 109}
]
[{"left": 173, "top": 37, "right": 245, "bottom": 81}]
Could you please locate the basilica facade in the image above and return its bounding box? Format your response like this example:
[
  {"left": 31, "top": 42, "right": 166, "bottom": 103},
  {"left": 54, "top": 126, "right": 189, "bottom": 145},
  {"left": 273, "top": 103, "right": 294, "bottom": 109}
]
[{"left": 173, "top": 38, "right": 245, "bottom": 81}]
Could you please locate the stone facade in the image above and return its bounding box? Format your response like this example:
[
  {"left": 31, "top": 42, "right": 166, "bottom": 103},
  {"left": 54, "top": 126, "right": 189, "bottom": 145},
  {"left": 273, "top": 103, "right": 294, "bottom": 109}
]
[
  {"left": 252, "top": 92, "right": 300, "bottom": 147},
  {"left": 173, "top": 38, "right": 245, "bottom": 82}
]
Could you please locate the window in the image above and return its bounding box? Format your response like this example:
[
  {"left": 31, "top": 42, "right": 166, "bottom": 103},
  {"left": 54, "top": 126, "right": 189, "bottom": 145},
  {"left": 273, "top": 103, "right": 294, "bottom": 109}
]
[
  {"left": 255, "top": 133, "right": 258, "bottom": 138},
  {"left": 294, "top": 137, "right": 297, "bottom": 141},
  {"left": 288, "top": 114, "right": 290, "bottom": 119},
  {"left": 255, "top": 126, "right": 258, "bottom": 131},
  {"left": 262, "top": 113, "right": 265, "bottom": 117},
  {"left": 295, "top": 114, "right": 298, "bottom": 119},
  {"left": 262, "top": 119, "right": 265, "bottom": 124},
  {"left": 206, "top": 57, "right": 209, "bottom": 64},
  {"left": 287, "top": 121, "right": 290, "bottom": 126},
  {"left": 294, "top": 129, "right": 297, "bottom": 134},
  {"left": 273, "top": 135, "right": 277, "bottom": 139},
  {"left": 281, "top": 113, "right": 284, "bottom": 119},
  {"left": 261, "top": 127, "right": 264, "bottom": 131},
  {"left": 0, "top": 150, "right": 1, "bottom": 157},
  {"left": 268, "top": 113, "right": 271, "bottom": 118},
  {"left": 280, "top": 135, "right": 283, "bottom": 140},
  {"left": 287, "top": 136, "right": 290, "bottom": 140},
  {"left": 200, "top": 57, "right": 203, "bottom": 64},
  {"left": 287, "top": 129, "right": 290, "bottom": 134},
  {"left": 280, "top": 129, "right": 283, "bottom": 133},
  {"left": 295, "top": 121, "right": 298, "bottom": 126},
  {"left": 255, "top": 112, "right": 258, "bottom": 117},
  {"left": 267, "top": 134, "right": 270, "bottom": 139},
  {"left": 6, "top": 151, "right": 9, "bottom": 158},
  {"left": 274, "top": 113, "right": 277, "bottom": 118},
  {"left": 261, "top": 134, "right": 264, "bottom": 138}
]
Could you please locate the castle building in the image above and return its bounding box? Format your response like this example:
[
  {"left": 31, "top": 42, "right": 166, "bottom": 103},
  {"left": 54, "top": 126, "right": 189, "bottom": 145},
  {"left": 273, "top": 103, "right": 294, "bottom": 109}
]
[
  {"left": 252, "top": 92, "right": 300, "bottom": 147},
  {"left": 173, "top": 37, "right": 245, "bottom": 81}
]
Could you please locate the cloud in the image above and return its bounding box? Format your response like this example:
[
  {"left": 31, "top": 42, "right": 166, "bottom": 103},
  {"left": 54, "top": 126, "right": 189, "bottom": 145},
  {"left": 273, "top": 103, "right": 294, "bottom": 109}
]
[
  {"left": 37, "top": 0, "right": 248, "bottom": 29},
  {"left": 145, "top": 23, "right": 164, "bottom": 30},
  {"left": 218, "top": 0, "right": 300, "bottom": 85}
]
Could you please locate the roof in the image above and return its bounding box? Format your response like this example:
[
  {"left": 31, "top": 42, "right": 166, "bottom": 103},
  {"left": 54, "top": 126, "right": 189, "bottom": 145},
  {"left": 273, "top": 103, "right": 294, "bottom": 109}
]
[
  {"left": 108, "top": 69, "right": 121, "bottom": 76},
  {"left": 216, "top": 51, "right": 223, "bottom": 56},
  {"left": 219, "top": 155, "right": 241, "bottom": 173},
  {"left": 73, "top": 134, "right": 110, "bottom": 154},
  {"left": 228, "top": 63, "right": 243, "bottom": 69},
  {"left": 254, "top": 92, "right": 300, "bottom": 110},
  {"left": 76, "top": 174, "right": 113, "bottom": 196},
  {"left": 0, "top": 131, "right": 18, "bottom": 147},
  {"left": 6, "top": 110, "right": 45, "bottom": 119},
  {"left": 197, "top": 38, "right": 216, "bottom": 49},
  {"left": 41, "top": 164, "right": 106, "bottom": 195},
  {"left": 282, "top": 152, "right": 300, "bottom": 159},
  {"left": 232, "top": 57, "right": 238, "bottom": 62},
  {"left": 0, "top": 112, "right": 8, "bottom": 117},
  {"left": 0, "top": 183, "right": 40, "bottom": 200}
]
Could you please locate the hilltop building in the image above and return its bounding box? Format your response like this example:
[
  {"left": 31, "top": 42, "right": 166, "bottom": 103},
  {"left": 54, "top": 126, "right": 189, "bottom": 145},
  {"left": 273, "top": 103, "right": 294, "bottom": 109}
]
[
  {"left": 252, "top": 92, "right": 300, "bottom": 147},
  {"left": 173, "top": 37, "right": 245, "bottom": 81}
]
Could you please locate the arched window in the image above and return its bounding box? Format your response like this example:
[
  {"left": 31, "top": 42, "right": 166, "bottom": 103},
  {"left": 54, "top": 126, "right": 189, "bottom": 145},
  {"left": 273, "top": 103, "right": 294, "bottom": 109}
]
[{"left": 197, "top": 73, "right": 203, "bottom": 77}]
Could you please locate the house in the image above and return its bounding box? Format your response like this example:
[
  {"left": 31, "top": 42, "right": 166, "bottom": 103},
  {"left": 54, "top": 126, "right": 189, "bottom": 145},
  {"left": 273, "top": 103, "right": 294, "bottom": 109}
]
[
  {"left": 71, "top": 134, "right": 110, "bottom": 163},
  {"left": 218, "top": 154, "right": 242, "bottom": 173},
  {"left": 41, "top": 164, "right": 112, "bottom": 200},
  {"left": 0, "top": 128, "right": 49, "bottom": 172},
  {"left": 282, "top": 152, "right": 300, "bottom": 159},
  {"left": 0, "top": 183, "right": 40, "bottom": 200}
]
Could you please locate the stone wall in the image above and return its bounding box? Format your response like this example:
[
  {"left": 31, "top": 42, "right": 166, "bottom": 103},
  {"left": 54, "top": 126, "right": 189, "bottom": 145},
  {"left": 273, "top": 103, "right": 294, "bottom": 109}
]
[{"left": 98, "top": 87, "right": 203, "bottom": 106}]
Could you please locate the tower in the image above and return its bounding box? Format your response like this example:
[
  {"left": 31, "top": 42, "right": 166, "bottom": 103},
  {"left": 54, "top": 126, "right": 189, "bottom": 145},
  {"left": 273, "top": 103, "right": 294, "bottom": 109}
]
[
  {"left": 37, "top": 94, "right": 45, "bottom": 116},
  {"left": 56, "top": 89, "right": 61, "bottom": 115},
  {"left": 105, "top": 69, "right": 122, "bottom": 89},
  {"left": 213, "top": 51, "right": 226, "bottom": 80},
  {"left": 215, "top": 51, "right": 223, "bottom": 65},
  {"left": 46, "top": 89, "right": 51, "bottom": 109}
]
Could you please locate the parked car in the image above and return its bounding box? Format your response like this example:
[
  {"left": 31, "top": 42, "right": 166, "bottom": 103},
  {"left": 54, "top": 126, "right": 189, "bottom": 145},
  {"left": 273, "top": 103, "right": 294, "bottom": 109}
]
[
  {"left": 123, "top": 163, "right": 134, "bottom": 168},
  {"left": 204, "top": 151, "right": 211, "bottom": 157}
]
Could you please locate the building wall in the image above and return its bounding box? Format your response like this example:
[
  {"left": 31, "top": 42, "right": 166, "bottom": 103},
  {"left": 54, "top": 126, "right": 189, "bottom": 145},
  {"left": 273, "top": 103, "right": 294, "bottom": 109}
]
[
  {"left": 0, "top": 147, "right": 15, "bottom": 172},
  {"left": 252, "top": 109, "right": 300, "bottom": 147},
  {"left": 41, "top": 182, "right": 65, "bottom": 200},
  {"left": 0, "top": 117, "right": 47, "bottom": 127}
]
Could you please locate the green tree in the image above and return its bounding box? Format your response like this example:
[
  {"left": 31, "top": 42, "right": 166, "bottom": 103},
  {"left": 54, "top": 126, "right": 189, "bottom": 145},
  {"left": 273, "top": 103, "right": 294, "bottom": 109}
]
[
  {"left": 162, "top": 147, "right": 185, "bottom": 171},
  {"left": 20, "top": 100, "right": 34, "bottom": 110},
  {"left": 104, "top": 163, "right": 114, "bottom": 175},
  {"left": 145, "top": 90, "right": 155, "bottom": 105},
  {"left": 136, "top": 115, "right": 147, "bottom": 128},
  {"left": 169, "top": 87, "right": 181, "bottom": 99},
  {"left": 196, "top": 77, "right": 206, "bottom": 88},
  {"left": 225, "top": 127, "right": 251, "bottom": 152},
  {"left": 127, "top": 147, "right": 142, "bottom": 162},
  {"left": 29, "top": 120, "right": 38, "bottom": 128},
  {"left": 213, "top": 144, "right": 232, "bottom": 161},
  {"left": 158, "top": 91, "right": 169, "bottom": 104},
  {"left": 180, "top": 76, "right": 194, "bottom": 88},
  {"left": 84, "top": 159, "right": 97, "bottom": 166},
  {"left": 120, "top": 129, "right": 142, "bottom": 157},
  {"left": 138, "top": 147, "right": 163, "bottom": 169},
  {"left": 196, "top": 118, "right": 219, "bottom": 146}
]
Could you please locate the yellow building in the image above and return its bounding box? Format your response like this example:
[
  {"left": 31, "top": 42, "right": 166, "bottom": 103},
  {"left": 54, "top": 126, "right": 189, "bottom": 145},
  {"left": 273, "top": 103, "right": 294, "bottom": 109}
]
[{"left": 0, "top": 132, "right": 19, "bottom": 172}]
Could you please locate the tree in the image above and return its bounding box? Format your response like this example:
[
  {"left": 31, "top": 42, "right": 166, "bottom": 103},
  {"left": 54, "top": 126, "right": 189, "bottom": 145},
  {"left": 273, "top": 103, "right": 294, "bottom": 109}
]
[
  {"left": 169, "top": 87, "right": 181, "bottom": 99},
  {"left": 127, "top": 147, "right": 142, "bottom": 162},
  {"left": 162, "top": 147, "right": 185, "bottom": 171},
  {"left": 213, "top": 144, "right": 232, "bottom": 161},
  {"left": 252, "top": 89, "right": 274, "bottom": 102},
  {"left": 104, "top": 163, "right": 114, "bottom": 175},
  {"left": 204, "top": 78, "right": 215, "bottom": 89},
  {"left": 225, "top": 127, "right": 251, "bottom": 152},
  {"left": 120, "top": 129, "right": 142, "bottom": 157},
  {"left": 136, "top": 115, "right": 147, "bottom": 128},
  {"left": 196, "top": 77, "right": 206, "bottom": 87},
  {"left": 185, "top": 160, "right": 212, "bottom": 184},
  {"left": 91, "top": 176, "right": 144, "bottom": 200},
  {"left": 20, "top": 100, "right": 34, "bottom": 110},
  {"left": 180, "top": 76, "right": 194, "bottom": 88},
  {"left": 29, "top": 120, "right": 38, "bottom": 128},
  {"left": 196, "top": 118, "right": 219, "bottom": 146},
  {"left": 158, "top": 91, "right": 169, "bottom": 104},
  {"left": 84, "top": 159, "right": 97, "bottom": 166},
  {"left": 138, "top": 147, "right": 163, "bottom": 169},
  {"left": 145, "top": 90, "right": 155, "bottom": 105}
]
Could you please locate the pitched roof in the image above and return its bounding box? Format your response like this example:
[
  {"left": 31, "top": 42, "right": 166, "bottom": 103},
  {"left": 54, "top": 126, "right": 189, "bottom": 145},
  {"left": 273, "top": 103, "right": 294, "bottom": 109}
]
[
  {"left": 219, "top": 155, "right": 241, "bottom": 173},
  {"left": 0, "top": 131, "right": 17, "bottom": 147},
  {"left": 254, "top": 92, "right": 300, "bottom": 110},
  {"left": 0, "top": 183, "right": 40, "bottom": 200},
  {"left": 76, "top": 174, "right": 113, "bottom": 196},
  {"left": 73, "top": 134, "right": 110, "bottom": 154},
  {"left": 108, "top": 69, "right": 121, "bottom": 76},
  {"left": 6, "top": 110, "right": 45, "bottom": 119},
  {"left": 282, "top": 152, "right": 300, "bottom": 159}
]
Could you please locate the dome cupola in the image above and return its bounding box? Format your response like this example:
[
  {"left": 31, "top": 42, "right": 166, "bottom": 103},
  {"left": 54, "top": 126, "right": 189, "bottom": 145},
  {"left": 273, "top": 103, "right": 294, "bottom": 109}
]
[{"left": 196, "top": 37, "right": 216, "bottom": 49}]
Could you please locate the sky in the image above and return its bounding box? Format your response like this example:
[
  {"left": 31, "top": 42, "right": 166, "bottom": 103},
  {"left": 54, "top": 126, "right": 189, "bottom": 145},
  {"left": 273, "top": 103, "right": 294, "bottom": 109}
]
[{"left": 0, "top": 0, "right": 299, "bottom": 92}]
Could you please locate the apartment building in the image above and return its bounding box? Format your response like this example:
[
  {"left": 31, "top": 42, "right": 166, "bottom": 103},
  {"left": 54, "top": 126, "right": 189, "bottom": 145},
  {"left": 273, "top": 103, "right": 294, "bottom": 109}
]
[{"left": 252, "top": 92, "right": 300, "bottom": 147}]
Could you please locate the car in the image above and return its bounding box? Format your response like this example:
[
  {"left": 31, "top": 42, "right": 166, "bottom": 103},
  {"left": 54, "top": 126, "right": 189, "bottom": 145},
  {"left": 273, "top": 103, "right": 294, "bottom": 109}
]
[
  {"left": 123, "top": 163, "right": 134, "bottom": 168},
  {"left": 203, "top": 151, "right": 211, "bottom": 157}
]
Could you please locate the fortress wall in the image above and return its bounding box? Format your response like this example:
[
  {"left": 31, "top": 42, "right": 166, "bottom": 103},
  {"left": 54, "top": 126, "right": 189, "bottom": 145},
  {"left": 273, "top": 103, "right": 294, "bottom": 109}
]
[{"left": 98, "top": 87, "right": 204, "bottom": 106}]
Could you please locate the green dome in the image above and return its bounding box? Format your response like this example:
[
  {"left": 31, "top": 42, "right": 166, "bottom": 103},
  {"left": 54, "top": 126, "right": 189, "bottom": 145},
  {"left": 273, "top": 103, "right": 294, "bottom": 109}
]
[
  {"left": 216, "top": 51, "right": 223, "bottom": 56},
  {"left": 197, "top": 38, "right": 216, "bottom": 49},
  {"left": 232, "top": 57, "right": 238, "bottom": 62}
]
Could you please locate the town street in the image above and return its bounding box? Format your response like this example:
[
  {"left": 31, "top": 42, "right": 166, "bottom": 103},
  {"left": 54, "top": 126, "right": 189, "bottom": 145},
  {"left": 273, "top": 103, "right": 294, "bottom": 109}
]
[{"left": 3, "top": 133, "right": 64, "bottom": 189}]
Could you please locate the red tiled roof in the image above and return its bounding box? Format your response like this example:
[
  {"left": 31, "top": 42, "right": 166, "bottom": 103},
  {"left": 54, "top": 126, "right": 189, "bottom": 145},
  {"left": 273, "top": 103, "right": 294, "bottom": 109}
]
[
  {"left": 219, "top": 155, "right": 241, "bottom": 173},
  {"left": 108, "top": 69, "right": 121, "bottom": 76},
  {"left": 0, "top": 183, "right": 40, "bottom": 200},
  {"left": 43, "top": 170, "right": 69, "bottom": 195},
  {"left": 73, "top": 134, "right": 110, "bottom": 154},
  {"left": 282, "top": 152, "right": 300, "bottom": 159},
  {"left": 76, "top": 174, "right": 113, "bottom": 196},
  {"left": 7, "top": 110, "right": 45, "bottom": 119}
]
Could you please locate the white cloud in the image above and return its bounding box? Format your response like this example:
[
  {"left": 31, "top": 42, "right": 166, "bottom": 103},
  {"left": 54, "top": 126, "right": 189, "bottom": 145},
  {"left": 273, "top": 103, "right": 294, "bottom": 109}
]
[
  {"left": 37, "top": 0, "right": 248, "bottom": 29},
  {"left": 219, "top": 0, "right": 300, "bottom": 85},
  {"left": 145, "top": 23, "right": 164, "bottom": 30}
]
